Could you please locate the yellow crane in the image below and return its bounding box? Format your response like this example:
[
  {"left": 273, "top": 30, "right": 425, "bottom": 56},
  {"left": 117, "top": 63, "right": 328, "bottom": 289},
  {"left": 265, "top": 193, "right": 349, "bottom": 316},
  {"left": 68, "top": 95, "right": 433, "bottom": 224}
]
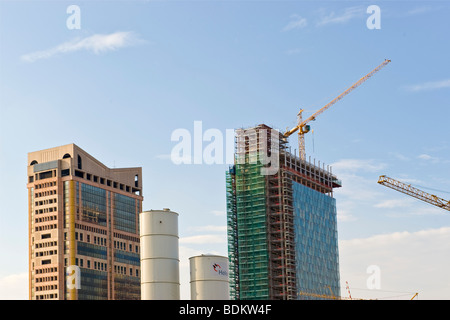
[
  {"left": 284, "top": 59, "right": 391, "bottom": 160},
  {"left": 378, "top": 175, "right": 450, "bottom": 212},
  {"left": 298, "top": 286, "right": 345, "bottom": 300}
]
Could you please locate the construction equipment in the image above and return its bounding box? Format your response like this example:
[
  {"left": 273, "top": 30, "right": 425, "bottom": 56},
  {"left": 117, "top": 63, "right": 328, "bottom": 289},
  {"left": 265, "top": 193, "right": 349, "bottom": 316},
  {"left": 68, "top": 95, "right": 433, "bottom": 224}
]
[
  {"left": 378, "top": 175, "right": 450, "bottom": 212},
  {"left": 345, "top": 281, "right": 353, "bottom": 300},
  {"left": 284, "top": 59, "right": 391, "bottom": 160}
]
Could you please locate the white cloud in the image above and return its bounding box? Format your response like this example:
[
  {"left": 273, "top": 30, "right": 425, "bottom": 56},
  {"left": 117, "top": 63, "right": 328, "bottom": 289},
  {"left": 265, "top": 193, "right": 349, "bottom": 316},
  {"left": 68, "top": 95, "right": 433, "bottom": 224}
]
[
  {"left": 418, "top": 154, "right": 433, "bottom": 160},
  {"left": 417, "top": 153, "right": 449, "bottom": 165},
  {"left": 332, "top": 158, "right": 388, "bottom": 222},
  {"left": 339, "top": 226, "right": 450, "bottom": 299},
  {"left": 282, "top": 14, "right": 308, "bottom": 31},
  {"left": 336, "top": 206, "right": 357, "bottom": 222},
  {"left": 21, "top": 31, "right": 143, "bottom": 63},
  {"left": 316, "top": 6, "right": 365, "bottom": 27},
  {"left": 374, "top": 198, "right": 415, "bottom": 209},
  {"left": 404, "top": 79, "right": 450, "bottom": 92},
  {"left": 0, "top": 272, "right": 28, "bottom": 300},
  {"left": 331, "top": 158, "right": 386, "bottom": 174},
  {"left": 180, "top": 234, "right": 226, "bottom": 245},
  {"left": 188, "top": 225, "right": 227, "bottom": 233}
]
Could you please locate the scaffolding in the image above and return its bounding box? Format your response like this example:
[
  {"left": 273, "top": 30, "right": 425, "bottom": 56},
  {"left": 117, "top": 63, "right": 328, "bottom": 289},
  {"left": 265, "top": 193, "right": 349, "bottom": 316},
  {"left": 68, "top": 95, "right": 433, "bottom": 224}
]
[{"left": 227, "top": 124, "right": 341, "bottom": 300}]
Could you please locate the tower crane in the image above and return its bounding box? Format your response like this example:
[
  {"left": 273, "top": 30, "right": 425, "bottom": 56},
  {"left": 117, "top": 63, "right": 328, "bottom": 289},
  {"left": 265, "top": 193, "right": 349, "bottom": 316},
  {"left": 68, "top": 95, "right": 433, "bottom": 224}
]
[
  {"left": 378, "top": 175, "right": 450, "bottom": 212},
  {"left": 284, "top": 59, "right": 391, "bottom": 160}
]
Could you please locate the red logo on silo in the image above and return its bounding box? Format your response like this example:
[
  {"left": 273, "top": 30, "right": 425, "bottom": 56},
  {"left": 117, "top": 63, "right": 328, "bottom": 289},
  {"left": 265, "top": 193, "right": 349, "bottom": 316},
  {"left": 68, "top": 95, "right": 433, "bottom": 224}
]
[{"left": 213, "top": 263, "right": 228, "bottom": 276}]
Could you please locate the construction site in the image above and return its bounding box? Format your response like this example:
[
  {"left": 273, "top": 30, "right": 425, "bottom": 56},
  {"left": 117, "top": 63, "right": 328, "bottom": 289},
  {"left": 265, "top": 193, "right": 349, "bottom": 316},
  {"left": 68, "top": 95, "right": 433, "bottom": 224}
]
[
  {"left": 224, "top": 56, "right": 450, "bottom": 300},
  {"left": 226, "top": 124, "right": 342, "bottom": 300},
  {"left": 224, "top": 58, "right": 438, "bottom": 300}
]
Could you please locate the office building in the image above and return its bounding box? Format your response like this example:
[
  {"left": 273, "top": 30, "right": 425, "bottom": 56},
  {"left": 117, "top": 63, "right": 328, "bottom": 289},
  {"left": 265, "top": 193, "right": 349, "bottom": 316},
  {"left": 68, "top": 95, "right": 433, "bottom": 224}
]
[
  {"left": 226, "top": 124, "right": 341, "bottom": 300},
  {"left": 27, "top": 144, "right": 143, "bottom": 300}
]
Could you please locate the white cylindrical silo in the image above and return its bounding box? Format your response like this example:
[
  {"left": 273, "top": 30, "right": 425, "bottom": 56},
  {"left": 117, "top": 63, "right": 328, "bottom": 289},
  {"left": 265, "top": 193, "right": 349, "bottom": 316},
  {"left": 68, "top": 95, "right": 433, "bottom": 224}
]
[
  {"left": 140, "top": 208, "right": 179, "bottom": 300},
  {"left": 189, "top": 254, "right": 230, "bottom": 300}
]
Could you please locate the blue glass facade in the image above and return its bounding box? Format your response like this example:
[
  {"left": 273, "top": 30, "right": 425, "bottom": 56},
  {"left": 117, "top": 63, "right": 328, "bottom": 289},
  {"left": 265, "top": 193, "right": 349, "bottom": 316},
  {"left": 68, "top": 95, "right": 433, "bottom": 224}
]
[
  {"left": 114, "top": 193, "right": 137, "bottom": 233},
  {"left": 292, "top": 181, "right": 340, "bottom": 299}
]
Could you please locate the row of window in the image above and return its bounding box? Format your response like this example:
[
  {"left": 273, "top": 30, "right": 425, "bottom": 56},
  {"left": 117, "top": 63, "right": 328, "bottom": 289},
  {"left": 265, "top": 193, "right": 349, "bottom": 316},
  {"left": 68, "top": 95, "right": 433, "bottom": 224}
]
[
  {"left": 73, "top": 169, "right": 141, "bottom": 196},
  {"left": 36, "top": 284, "right": 57, "bottom": 292},
  {"left": 35, "top": 294, "right": 57, "bottom": 300},
  {"left": 35, "top": 214, "right": 57, "bottom": 223},
  {"left": 30, "top": 169, "right": 57, "bottom": 182},
  {"left": 35, "top": 207, "right": 57, "bottom": 215},
  {"left": 75, "top": 223, "right": 106, "bottom": 235},
  {"left": 35, "top": 181, "right": 57, "bottom": 189},
  {"left": 63, "top": 258, "right": 139, "bottom": 277},
  {"left": 35, "top": 241, "right": 57, "bottom": 249},
  {"left": 113, "top": 232, "right": 139, "bottom": 243},
  {"left": 35, "top": 198, "right": 57, "bottom": 206},
  {"left": 35, "top": 249, "right": 57, "bottom": 258},
  {"left": 35, "top": 224, "right": 57, "bottom": 232},
  {"left": 114, "top": 241, "right": 139, "bottom": 254},
  {"left": 115, "top": 265, "right": 139, "bottom": 277},
  {"left": 35, "top": 267, "right": 57, "bottom": 274},
  {"left": 70, "top": 231, "right": 138, "bottom": 254},
  {"left": 35, "top": 275, "right": 57, "bottom": 283},
  {"left": 35, "top": 189, "right": 57, "bottom": 198},
  {"left": 73, "top": 231, "right": 106, "bottom": 246}
]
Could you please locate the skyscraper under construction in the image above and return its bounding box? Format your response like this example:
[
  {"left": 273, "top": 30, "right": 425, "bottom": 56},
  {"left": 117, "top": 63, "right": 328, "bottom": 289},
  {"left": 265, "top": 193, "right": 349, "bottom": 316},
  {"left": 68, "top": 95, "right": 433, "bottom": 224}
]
[{"left": 226, "top": 124, "right": 341, "bottom": 300}]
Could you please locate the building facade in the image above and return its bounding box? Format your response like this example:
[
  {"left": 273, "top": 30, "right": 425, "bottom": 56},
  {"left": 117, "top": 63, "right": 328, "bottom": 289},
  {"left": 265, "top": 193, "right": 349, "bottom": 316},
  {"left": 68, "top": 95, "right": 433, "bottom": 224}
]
[
  {"left": 226, "top": 124, "right": 341, "bottom": 300},
  {"left": 27, "top": 144, "right": 143, "bottom": 300}
]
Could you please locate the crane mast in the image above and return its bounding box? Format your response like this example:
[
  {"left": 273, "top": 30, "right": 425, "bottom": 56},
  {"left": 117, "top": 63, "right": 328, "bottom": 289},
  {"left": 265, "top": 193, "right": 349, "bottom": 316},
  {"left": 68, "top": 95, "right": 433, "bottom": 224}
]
[
  {"left": 378, "top": 175, "right": 450, "bottom": 212},
  {"left": 284, "top": 59, "right": 391, "bottom": 160}
]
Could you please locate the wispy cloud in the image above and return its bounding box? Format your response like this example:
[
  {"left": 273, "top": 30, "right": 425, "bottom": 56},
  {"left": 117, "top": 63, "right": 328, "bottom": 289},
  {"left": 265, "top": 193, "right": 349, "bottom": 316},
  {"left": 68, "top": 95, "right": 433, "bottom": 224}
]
[
  {"left": 404, "top": 79, "right": 450, "bottom": 92},
  {"left": 21, "top": 31, "right": 143, "bottom": 63},
  {"left": 180, "top": 234, "right": 226, "bottom": 245},
  {"left": 405, "top": 6, "right": 435, "bottom": 17},
  {"left": 316, "top": 6, "right": 365, "bottom": 27},
  {"left": 417, "top": 153, "right": 450, "bottom": 165},
  {"left": 374, "top": 198, "right": 415, "bottom": 209},
  {"left": 188, "top": 225, "right": 227, "bottom": 233},
  {"left": 332, "top": 158, "right": 387, "bottom": 222},
  {"left": 282, "top": 14, "right": 307, "bottom": 31},
  {"left": 331, "top": 158, "right": 387, "bottom": 173}
]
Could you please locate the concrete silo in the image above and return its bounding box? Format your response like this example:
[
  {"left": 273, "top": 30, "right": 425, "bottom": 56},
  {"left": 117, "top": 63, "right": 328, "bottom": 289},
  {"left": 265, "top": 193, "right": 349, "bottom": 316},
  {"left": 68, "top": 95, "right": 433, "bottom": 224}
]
[
  {"left": 140, "top": 209, "right": 179, "bottom": 300},
  {"left": 189, "top": 254, "right": 230, "bottom": 300}
]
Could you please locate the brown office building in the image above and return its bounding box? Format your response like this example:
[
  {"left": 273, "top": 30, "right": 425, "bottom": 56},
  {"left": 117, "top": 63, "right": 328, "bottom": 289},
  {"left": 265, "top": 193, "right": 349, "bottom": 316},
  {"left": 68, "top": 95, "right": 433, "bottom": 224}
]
[{"left": 27, "top": 144, "right": 143, "bottom": 300}]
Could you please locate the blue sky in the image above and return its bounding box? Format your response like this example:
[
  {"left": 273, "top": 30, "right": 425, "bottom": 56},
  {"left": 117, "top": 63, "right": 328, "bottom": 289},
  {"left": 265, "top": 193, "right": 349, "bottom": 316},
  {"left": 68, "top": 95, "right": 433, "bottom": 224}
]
[{"left": 1, "top": 1, "right": 450, "bottom": 300}]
